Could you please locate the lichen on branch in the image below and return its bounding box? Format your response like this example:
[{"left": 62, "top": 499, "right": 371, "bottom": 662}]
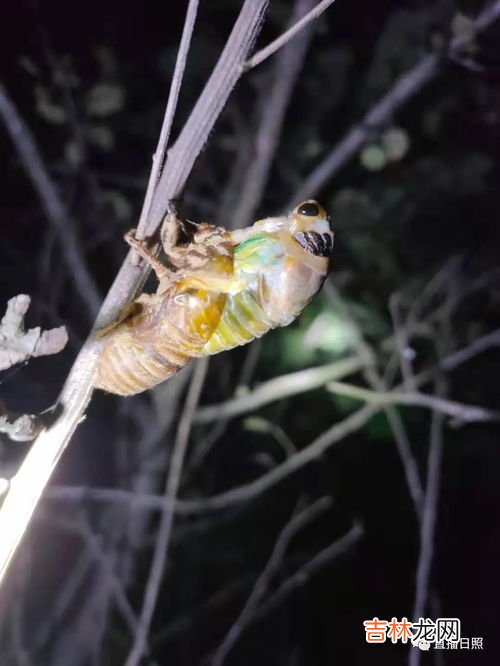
[{"left": 0, "top": 294, "right": 68, "bottom": 372}]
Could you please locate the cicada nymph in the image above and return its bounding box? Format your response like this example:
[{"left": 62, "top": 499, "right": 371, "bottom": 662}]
[{"left": 94, "top": 200, "right": 333, "bottom": 396}]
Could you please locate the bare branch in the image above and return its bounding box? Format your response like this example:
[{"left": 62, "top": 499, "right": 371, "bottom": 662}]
[
  {"left": 0, "top": 86, "right": 101, "bottom": 318},
  {"left": 389, "top": 293, "right": 417, "bottom": 391},
  {"left": 410, "top": 387, "right": 446, "bottom": 666},
  {"left": 135, "top": 0, "right": 199, "bottom": 239},
  {"left": 326, "top": 381, "right": 500, "bottom": 424},
  {"left": 147, "top": 0, "right": 270, "bottom": 232},
  {"left": 48, "top": 321, "right": 500, "bottom": 519},
  {"left": 212, "top": 496, "right": 332, "bottom": 665},
  {"left": 440, "top": 327, "right": 500, "bottom": 371},
  {"left": 245, "top": 0, "right": 338, "bottom": 70},
  {"left": 290, "top": 0, "right": 500, "bottom": 205},
  {"left": 231, "top": 0, "right": 317, "bottom": 229},
  {"left": 0, "top": 0, "right": 270, "bottom": 588},
  {"left": 125, "top": 358, "right": 208, "bottom": 666},
  {"left": 195, "top": 356, "right": 365, "bottom": 423},
  {"left": 251, "top": 523, "right": 363, "bottom": 621}
]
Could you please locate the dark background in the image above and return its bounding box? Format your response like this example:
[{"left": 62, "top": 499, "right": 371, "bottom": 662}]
[{"left": 1, "top": 1, "right": 500, "bottom": 665}]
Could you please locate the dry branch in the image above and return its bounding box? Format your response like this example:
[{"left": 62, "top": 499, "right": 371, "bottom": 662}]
[
  {"left": 245, "top": 0, "right": 338, "bottom": 70},
  {"left": 212, "top": 496, "right": 332, "bottom": 665},
  {"left": 0, "top": 0, "right": 270, "bottom": 588},
  {"left": 230, "top": 0, "right": 318, "bottom": 229},
  {"left": 0, "top": 87, "right": 101, "bottom": 319},
  {"left": 290, "top": 0, "right": 500, "bottom": 205},
  {"left": 125, "top": 359, "right": 208, "bottom": 666}
]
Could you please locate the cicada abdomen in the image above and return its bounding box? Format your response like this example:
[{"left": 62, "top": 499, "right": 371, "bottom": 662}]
[
  {"left": 202, "top": 200, "right": 333, "bottom": 355},
  {"left": 94, "top": 223, "right": 233, "bottom": 396}
]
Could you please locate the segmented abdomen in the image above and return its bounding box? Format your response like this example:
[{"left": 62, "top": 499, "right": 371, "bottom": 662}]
[
  {"left": 95, "top": 289, "right": 228, "bottom": 395},
  {"left": 95, "top": 224, "right": 234, "bottom": 396},
  {"left": 202, "top": 288, "right": 272, "bottom": 355}
]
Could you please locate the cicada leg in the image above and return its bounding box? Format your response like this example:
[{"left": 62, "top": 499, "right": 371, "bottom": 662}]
[
  {"left": 160, "top": 211, "right": 182, "bottom": 257},
  {"left": 124, "top": 229, "right": 172, "bottom": 283}
]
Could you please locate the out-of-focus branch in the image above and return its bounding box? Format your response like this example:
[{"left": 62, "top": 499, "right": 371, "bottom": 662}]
[
  {"left": 51, "top": 403, "right": 379, "bottom": 516},
  {"left": 231, "top": 0, "right": 317, "bottom": 229},
  {"left": 0, "top": 0, "right": 270, "bottom": 589},
  {"left": 195, "top": 356, "right": 365, "bottom": 423},
  {"left": 125, "top": 359, "right": 208, "bottom": 666},
  {"left": 0, "top": 86, "right": 101, "bottom": 319},
  {"left": 441, "top": 327, "right": 500, "bottom": 371},
  {"left": 326, "top": 381, "right": 500, "bottom": 424},
  {"left": 48, "top": 321, "right": 500, "bottom": 518},
  {"left": 249, "top": 522, "right": 363, "bottom": 622},
  {"left": 291, "top": 0, "right": 500, "bottom": 204},
  {"left": 211, "top": 496, "right": 332, "bottom": 666},
  {"left": 410, "top": 386, "right": 445, "bottom": 666},
  {"left": 245, "top": 0, "right": 337, "bottom": 70}
]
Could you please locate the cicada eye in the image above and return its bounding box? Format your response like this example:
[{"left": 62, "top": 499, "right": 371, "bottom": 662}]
[
  {"left": 297, "top": 201, "right": 320, "bottom": 217},
  {"left": 294, "top": 200, "right": 329, "bottom": 221}
]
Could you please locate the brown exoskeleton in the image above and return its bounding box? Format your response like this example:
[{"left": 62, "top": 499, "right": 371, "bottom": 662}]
[{"left": 94, "top": 213, "right": 234, "bottom": 395}]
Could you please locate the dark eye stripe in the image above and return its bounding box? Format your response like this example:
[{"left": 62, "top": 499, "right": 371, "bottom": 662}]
[{"left": 294, "top": 231, "right": 333, "bottom": 257}]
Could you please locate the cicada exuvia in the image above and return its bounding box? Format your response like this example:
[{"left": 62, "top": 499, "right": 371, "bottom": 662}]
[{"left": 94, "top": 200, "right": 333, "bottom": 396}]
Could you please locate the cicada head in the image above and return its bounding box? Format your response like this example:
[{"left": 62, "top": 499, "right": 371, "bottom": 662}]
[{"left": 288, "top": 200, "right": 333, "bottom": 259}]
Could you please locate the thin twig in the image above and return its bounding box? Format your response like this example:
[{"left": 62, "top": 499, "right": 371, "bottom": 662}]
[
  {"left": 50, "top": 403, "right": 379, "bottom": 517},
  {"left": 147, "top": 0, "right": 270, "bottom": 232},
  {"left": 324, "top": 282, "right": 425, "bottom": 516},
  {"left": 125, "top": 358, "right": 209, "bottom": 666},
  {"left": 245, "top": 0, "right": 337, "bottom": 70},
  {"left": 441, "top": 327, "right": 500, "bottom": 371},
  {"left": 409, "top": 389, "right": 445, "bottom": 666},
  {"left": 231, "top": 0, "right": 317, "bottom": 229},
  {"left": 389, "top": 293, "right": 417, "bottom": 391},
  {"left": 290, "top": 0, "right": 500, "bottom": 205},
  {"left": 326, "top": 381, "right": 500, "bottom": 424},
  {"left": 211, "top": 496, "right": 332, "bottom": 666},
  {"left": 195, "top": 356, "right": 365, "bottom": 423},
  {"left": 135, "top": 0, "right": 200, "bottom": 239},
  {"left": 247, "top": 522, "right": 363, "bottom": 624},
  {"left": 0, "top": 85, "right": 101, "bottom": 319},
  {"left": 48, "top": 322, "right": 500, "bottom": 519}
]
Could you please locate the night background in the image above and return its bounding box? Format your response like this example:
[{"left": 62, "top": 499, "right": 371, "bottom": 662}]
[{"left": 0, "top": 1, "right": 500, "bottom": 665}]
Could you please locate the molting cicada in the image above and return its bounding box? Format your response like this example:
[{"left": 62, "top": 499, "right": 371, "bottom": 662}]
[{"left": 94, "top": 200, "right": 333, "bottom": 396}]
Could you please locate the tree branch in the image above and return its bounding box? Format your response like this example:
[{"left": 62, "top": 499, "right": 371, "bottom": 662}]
[
  {"left": 195, "top": 356, "right": 365, "bottom": 423},
  {"left": 211, "top": 497, "right": 332, "bottom": 665},
  {"left": 230, "top": 0, "right": 317, "bottom": 230},
  {"left": 245, "top": 0, "right": 338, "bottom": 70},
  {"left": 0, "top": 86, "right": 101, "bottom": 319},
  {"left": 125, "top": 359, "right": 208, "bottom": 665},
  {"left": 326, "top": 381, "right": 500, "bottom": 424},
  {"left": 290, "top": 0, "right": 500, "bottom": 205},
  {"left": 135, "top": 0, "right": 200, "bottom": 240},
  {"left": 0, "top": 0, "right": 270, "bottom": 589}
]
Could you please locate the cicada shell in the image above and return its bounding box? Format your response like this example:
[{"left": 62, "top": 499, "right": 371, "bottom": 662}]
[{"left": 94, "top": 222, "right": 233, "bottom": 396}]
